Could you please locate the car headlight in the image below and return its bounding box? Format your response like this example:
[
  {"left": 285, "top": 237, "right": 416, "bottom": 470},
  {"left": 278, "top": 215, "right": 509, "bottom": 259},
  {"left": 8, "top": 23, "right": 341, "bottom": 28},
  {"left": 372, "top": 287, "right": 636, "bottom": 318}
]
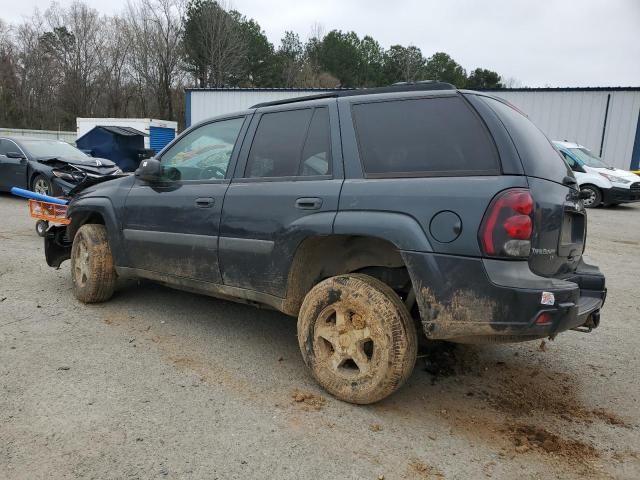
[
  {"left": 112, "top": 168, "right": 123, "bottom": 175},
  {"left": 599, "top": 172, "right": 630, "bottom": 184},
  {"left": 52, "top": 169, "right": 85, "bottom": 182}
]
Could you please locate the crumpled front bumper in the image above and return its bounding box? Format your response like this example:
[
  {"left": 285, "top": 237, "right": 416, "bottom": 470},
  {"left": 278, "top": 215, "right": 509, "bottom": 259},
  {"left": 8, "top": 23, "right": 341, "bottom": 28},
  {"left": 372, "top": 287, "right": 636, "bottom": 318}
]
[{"left": 402, "top": 251, "right": 606, "bottom": 344}]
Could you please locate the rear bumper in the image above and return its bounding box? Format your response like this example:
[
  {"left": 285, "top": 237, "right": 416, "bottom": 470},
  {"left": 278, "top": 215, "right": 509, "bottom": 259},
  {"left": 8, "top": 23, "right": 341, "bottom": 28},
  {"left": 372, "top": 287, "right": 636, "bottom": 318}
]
[
  {"left": 602, "top": 186, "right": 640, "bottom": 204},
  {"left": 402, "top": 252, "right": 606, "bottom": 344}
]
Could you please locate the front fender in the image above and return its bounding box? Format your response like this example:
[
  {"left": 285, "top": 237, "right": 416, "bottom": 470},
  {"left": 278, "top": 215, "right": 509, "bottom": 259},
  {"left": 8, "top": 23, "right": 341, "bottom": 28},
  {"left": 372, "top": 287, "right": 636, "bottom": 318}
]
[
  {"left": 575, "top": 172, "right": 611, "bottom": 190},
  {"left": 67, "top": 197, "right": 126, "bottom": 265}
]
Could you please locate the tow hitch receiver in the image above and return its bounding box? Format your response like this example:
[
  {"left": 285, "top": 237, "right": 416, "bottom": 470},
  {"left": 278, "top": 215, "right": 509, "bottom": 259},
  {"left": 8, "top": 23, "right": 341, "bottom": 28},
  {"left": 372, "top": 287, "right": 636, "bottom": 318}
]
[{"left": 572, "top": 310, "right": 600, "bottom": 333}]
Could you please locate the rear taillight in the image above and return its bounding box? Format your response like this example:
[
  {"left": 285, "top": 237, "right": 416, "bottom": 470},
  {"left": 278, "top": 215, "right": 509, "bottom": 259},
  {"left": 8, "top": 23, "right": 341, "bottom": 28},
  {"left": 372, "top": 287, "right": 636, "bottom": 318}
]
[{"left": 479, "top": 189, "right": 534, "bottom": 258}]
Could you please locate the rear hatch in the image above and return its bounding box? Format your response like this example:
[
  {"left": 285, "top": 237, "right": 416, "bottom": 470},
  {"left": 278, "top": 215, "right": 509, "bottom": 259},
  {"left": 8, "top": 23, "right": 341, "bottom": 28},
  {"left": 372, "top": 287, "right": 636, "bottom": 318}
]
[{"left": 477, "top": 95, "right": 585, "bottom": 277}]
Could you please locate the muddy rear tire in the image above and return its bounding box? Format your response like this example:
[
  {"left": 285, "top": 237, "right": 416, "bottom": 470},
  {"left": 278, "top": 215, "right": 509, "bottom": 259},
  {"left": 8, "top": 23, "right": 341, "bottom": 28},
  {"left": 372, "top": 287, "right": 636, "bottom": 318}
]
[
  {"left": 297, "top": 273, "right": 417, "bottom": 404},
  {"left": 70, "top": 224, "right": 116, "bottom": 303}
]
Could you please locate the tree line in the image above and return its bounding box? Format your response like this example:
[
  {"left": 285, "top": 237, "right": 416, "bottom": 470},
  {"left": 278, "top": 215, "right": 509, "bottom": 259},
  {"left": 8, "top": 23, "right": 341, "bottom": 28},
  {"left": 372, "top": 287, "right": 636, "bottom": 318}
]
[{"left": 0, "top": 0, "right": 508, "bottom": 132}]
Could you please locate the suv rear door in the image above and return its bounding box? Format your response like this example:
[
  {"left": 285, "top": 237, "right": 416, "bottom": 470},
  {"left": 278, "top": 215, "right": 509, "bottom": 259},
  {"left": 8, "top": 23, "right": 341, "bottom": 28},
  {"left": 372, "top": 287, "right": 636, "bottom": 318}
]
[{"left": 218, "top": 100, "right": 343, "bottom": 297}]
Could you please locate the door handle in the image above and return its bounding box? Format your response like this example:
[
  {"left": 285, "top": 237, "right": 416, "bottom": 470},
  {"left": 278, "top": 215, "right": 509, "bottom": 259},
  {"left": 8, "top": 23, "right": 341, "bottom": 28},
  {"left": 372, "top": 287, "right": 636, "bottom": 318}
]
[
  {"left": 295, "top": 197, "right": 322, "bottom": 210},
  {"left": 195, "top": 197, "right": 215, "bottom": 208}
]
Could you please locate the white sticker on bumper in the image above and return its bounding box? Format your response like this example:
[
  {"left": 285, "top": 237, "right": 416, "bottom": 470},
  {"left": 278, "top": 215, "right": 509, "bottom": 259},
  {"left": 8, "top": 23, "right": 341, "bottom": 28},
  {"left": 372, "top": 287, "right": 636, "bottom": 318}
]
[{"left": 541, "top": 291, "right": 555, "bottom": 306}]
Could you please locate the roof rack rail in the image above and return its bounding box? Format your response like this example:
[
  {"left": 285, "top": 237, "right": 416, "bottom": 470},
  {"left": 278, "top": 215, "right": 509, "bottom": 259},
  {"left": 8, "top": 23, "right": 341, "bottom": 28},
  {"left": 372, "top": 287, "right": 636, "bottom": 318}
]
[{"left": 250, "top": 81, "right": 456, "bottom": 108}]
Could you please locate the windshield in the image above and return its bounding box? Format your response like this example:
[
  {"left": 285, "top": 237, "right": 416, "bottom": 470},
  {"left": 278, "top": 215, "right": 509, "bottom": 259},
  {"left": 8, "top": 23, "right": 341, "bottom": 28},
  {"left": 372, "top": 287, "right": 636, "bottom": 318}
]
[
  {"left": 568, "top": 147, "right": 610, "bottom": 169},
  {"left": 21, "top": 140, "right": 87, "bottom": 160}
]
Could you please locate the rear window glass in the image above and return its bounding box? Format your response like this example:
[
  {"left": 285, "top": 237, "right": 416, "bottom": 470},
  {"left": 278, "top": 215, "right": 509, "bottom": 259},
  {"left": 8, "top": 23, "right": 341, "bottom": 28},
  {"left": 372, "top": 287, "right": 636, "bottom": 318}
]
[
  {"left": 352, "top": 96, "right": 499, "bottom": 176},
  {"left": 480, "top": 96, "right": 570, "bottom": 182}
]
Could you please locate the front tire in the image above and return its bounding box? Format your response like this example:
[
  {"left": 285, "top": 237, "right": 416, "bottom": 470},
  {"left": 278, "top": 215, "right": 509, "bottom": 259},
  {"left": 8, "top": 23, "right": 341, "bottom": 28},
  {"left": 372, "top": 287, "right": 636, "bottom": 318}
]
[
  {"left": 580, "top": 185, "right": 602, "bottom": 208},
  {"left": 70, "top": 224, "right": 116, "bottom": 303},
  {"left": 297, "top": 274, "right": 417, "bottom": 404},
  {"left": 31, "top": 174, "right": 56, "bottom": 197}
]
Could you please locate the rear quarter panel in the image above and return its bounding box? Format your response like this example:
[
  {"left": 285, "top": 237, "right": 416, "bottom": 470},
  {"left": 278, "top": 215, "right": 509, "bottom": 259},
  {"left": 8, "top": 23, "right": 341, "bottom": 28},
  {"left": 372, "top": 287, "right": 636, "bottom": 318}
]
[{"left": 337, "top": 94, "right": 528, "bottom": 256}]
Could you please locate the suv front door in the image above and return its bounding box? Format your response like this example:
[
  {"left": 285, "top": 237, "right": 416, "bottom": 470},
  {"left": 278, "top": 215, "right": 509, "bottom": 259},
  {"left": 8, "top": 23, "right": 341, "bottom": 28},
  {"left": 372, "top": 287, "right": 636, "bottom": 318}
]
[
  {"left": 122, "top": 116, "right": 249, "bottom": 283},
  {"left": 219, "top": 101, "right": 343, "bottom": 297},
  {"left": 0, "top": 139, "right": 28, "bottom": 190}
]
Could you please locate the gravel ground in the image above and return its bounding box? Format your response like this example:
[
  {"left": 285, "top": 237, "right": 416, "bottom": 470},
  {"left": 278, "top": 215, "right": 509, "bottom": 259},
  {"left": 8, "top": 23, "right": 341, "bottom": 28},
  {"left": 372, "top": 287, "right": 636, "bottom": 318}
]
[{"left": 1, "top": 192, "right": 639, "bottom": 480}]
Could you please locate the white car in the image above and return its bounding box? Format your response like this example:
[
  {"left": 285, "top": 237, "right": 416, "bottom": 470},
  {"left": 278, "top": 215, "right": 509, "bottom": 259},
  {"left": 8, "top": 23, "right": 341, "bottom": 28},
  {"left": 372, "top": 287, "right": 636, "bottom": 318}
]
[{"left": 553, "top": 141, "right": 640, "bottom": 208}]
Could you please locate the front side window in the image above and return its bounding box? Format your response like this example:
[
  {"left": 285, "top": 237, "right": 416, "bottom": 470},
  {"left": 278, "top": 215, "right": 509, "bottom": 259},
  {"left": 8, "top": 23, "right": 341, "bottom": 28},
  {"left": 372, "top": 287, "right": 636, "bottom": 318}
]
[
  {"left": 560, "top": 151, "right": 579, "bottom": 170},
  {"left": 352, "top": 96, "right": 499, "bottom": 176},
  {"left": 161, "top": 117, "right": 245, "bottom": 181}
]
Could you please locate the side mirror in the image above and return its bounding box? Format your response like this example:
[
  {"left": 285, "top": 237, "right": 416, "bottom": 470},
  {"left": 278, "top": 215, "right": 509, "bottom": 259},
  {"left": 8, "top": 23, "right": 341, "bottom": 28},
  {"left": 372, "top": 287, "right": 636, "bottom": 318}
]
[
  {"left": 135, "top": 157, "right": 163, "bottom": 183},
  {"left": 6, "top": 151, "right": 26, "bottom": 159},
  {"left": 139, "top": 149, "right": 155, "bottom": 160}
]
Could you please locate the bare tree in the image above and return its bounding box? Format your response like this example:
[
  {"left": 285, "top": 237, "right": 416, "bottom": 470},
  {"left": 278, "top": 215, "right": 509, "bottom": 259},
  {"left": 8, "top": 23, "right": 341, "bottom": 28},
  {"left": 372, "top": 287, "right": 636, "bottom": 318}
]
[
  {"left": 44, "top": 1, "right": 107, "bottom": 120},
  {"left": 12, "top": 13, "right": 61, "bottom": 129},
  {"left": 125, "top": 0, "right": 184, "bottom": 119},
  {"left": 503, "top": 76, "right": 524, "bottom": 88},
  {"left": 0, "top": 19, "right": 20, "bottom": 126},
  {"left": 100, "top": 16, "right": 132, "bottom": 117}
]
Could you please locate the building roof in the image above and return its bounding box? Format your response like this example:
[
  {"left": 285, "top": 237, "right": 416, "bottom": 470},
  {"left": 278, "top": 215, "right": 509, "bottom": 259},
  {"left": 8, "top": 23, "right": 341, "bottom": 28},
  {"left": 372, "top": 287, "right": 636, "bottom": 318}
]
[
  {"left": 185, "top": 87, "right": 352, "bottom": 92},
  {"left": 481, "top": 86, "right": 640, "bottom": 92},
  {"left": 75, "top": 125, "right": 148, "bottom": 144},
  {"left": 186, "top": 86, "right": 640, "bottom": 93},
  {"left": 99, "top": 126, "right": 148, "bottom": 137},
  {"left": 249, "top": 82, "right": 456, "bottom": 109}
]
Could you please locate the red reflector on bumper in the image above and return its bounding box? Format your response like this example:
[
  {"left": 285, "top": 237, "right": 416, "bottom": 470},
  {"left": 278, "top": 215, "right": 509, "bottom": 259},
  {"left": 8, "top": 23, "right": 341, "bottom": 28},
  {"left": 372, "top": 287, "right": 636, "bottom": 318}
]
[{"left": 535, "top": 312, "right": 553, "bottom": 325}]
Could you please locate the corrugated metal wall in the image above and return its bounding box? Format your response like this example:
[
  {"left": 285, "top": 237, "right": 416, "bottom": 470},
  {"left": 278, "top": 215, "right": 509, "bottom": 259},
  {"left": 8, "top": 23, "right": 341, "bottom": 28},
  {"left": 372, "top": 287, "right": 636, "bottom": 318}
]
[
  {"left": 187, "top": 88, "right": 640, "bottom": 170},
  {"left": 0, "top": 127, "right": 76, "bottom": 144},
  {"left": 490, "top": 90, "right": 640, "bottom": 169},
  {"left": 188, "top": 90, "right": 334, "bottom": 127}
]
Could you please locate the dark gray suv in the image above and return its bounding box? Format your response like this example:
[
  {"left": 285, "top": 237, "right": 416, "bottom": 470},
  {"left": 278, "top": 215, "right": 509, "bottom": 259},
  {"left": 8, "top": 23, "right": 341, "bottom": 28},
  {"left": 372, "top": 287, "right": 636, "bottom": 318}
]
[{"left": 44, "top": 83, "right": 606, "bottom": 404}]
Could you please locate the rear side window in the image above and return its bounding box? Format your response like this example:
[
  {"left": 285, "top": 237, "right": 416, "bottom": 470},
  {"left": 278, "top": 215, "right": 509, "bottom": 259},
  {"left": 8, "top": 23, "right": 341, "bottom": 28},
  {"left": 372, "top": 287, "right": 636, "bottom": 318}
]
[
  {"left": 245, "top": 107, "right": 332, "bottom": 178},
  {"left": 300, "top": 108, "right": 332, "bottom": 176},
  {"left": 0, "top": 140, "right": 10, "bottom": 156},
  {"left": 480, "top": 96, "right": 570, "bottom": 182},
  {"left": 0, "top": 139, "right": 19, "bottom": 156},
  {"left": 352, "top": 96, "right": 499, "bottom": 177},
  {"left": 246, "top": 109, "right": 312, "bottom": 178}
]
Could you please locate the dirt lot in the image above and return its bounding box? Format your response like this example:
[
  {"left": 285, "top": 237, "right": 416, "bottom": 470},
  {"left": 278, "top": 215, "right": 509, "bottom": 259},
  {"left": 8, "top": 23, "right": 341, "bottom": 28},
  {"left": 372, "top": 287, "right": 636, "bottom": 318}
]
[{"left": 1, "top": 192, "right": 639, "bottom": 479}]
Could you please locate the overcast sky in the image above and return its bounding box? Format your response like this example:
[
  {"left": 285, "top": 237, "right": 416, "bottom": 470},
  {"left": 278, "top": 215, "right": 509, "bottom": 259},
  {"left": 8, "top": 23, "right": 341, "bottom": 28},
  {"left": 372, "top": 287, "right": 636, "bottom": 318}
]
[{"left": 2, "top": 0, "right": 639, "bottom": 87}]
